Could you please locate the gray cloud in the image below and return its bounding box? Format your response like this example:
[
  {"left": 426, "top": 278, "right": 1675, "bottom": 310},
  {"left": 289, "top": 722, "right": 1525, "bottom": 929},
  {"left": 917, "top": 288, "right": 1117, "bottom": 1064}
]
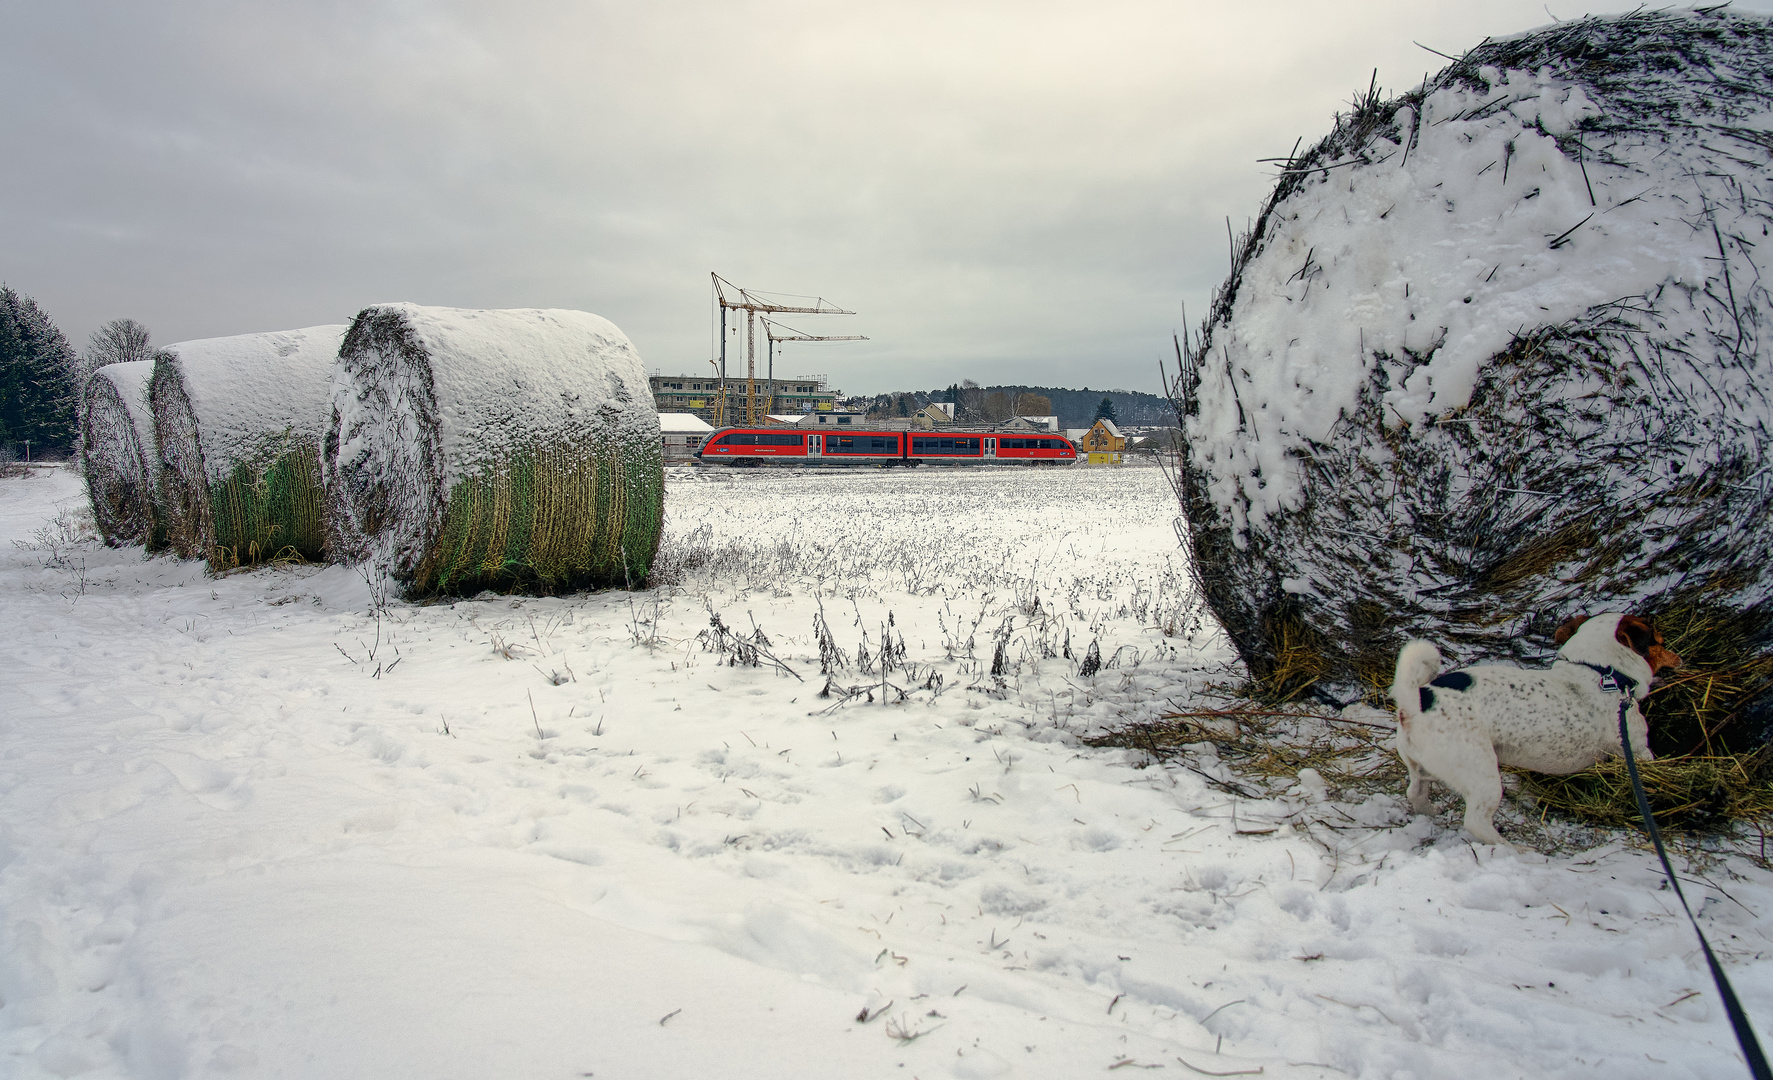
[{"left": 9, "top": 0, "right": 1769, "bottom": 394}]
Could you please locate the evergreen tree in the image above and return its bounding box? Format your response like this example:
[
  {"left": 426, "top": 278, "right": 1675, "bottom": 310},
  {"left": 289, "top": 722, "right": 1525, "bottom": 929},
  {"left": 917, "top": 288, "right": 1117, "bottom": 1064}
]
[
  {"left": 0, "top": 286, "right": 79, "bottom": 454},
  {"left": 1094, "top": 396, "right": 1119, "bottom": 424}
]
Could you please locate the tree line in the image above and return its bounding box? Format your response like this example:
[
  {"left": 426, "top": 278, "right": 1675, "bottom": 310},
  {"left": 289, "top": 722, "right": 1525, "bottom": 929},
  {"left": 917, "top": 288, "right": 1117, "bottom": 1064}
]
[
  {"left": 850, "top": 381, "right": 1172, "bottom": 428},
  {"left": 1, "top": 283, "right": 160, "bottom": 458}
]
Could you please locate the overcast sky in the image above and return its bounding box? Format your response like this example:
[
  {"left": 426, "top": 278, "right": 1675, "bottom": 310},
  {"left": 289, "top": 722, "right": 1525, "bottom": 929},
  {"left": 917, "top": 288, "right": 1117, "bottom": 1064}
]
[{"left": 8, "top": 1, "right": 1769, "bottom": 395}]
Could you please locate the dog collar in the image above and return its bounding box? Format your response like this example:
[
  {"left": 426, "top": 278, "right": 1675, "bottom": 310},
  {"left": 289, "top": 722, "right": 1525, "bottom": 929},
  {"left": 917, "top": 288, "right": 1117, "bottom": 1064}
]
[{"left": 1573, "top": 661, "right": 1638, "bottom": 695}]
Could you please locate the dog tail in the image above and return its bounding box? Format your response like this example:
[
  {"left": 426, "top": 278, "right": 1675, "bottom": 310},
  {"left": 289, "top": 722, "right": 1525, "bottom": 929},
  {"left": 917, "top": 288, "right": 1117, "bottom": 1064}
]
[{"left": 1391, "top": 639, "right": 1442, "bottom": 721}]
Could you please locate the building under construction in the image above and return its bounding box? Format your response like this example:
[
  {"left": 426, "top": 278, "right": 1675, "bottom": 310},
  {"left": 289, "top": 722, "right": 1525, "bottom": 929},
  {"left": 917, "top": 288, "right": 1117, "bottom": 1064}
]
[{"left": 647, "top": 373, "right": 839, "bottom": 424}]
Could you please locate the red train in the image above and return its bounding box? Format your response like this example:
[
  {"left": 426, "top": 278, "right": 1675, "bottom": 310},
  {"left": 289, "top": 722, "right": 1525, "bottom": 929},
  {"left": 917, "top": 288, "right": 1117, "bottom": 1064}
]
[{"left": 693, "top": 427, "right": 1078, "bottom": 466}]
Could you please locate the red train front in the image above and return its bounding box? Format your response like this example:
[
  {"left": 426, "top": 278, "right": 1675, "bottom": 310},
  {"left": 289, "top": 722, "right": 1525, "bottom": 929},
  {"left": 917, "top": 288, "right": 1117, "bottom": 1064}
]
[{"left": 693, "top": 427, "right": 1077, "bottom": 466}]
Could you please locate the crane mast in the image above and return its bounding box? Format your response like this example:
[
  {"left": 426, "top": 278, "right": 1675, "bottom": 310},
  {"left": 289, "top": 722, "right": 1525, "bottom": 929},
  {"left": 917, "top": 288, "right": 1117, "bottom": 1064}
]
[{"left": 711, "top": 273, "right": 857, "bottom": 427}]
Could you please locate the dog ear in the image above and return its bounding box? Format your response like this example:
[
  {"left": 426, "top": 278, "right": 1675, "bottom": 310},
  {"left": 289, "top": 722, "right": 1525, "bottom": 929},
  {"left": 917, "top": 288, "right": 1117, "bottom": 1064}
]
[
  {"left": 1554, "top": 615, "right": 1589, "bottom": 646},
  {"left": 1616, "top": 615, "right": 1657, "bottom": 659}
]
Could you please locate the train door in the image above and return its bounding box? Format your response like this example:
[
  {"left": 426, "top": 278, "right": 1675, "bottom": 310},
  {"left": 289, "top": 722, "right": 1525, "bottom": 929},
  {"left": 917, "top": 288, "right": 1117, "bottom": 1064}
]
[
  {"left": 984, "top": 437, "right": 996, "bottom": 459},
  {"left": 808, "top": 434, "right": 822, "bottom": 458}
]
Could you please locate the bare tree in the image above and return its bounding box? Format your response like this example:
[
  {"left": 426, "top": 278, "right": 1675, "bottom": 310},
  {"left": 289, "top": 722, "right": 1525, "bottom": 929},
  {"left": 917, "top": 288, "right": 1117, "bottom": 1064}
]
[
  {"left": 81, "top": 318, "right": 154, "bottom": 384},
  {"left": 955, "top": 379, "right": 986, "bottom": 422}
]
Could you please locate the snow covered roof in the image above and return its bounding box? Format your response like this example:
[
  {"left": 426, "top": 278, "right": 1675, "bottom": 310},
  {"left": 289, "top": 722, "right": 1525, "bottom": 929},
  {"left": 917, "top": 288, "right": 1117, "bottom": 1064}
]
[
  {"left": 1092, "top": 418, "right": 1123, "bottom": 438},
  {"left": 659, "top": 413, "right": 713, "bottom": 434}
]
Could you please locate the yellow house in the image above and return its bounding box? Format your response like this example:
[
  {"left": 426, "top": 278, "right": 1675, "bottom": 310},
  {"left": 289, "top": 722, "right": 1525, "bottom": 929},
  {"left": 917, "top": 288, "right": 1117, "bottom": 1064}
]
[{"left": 1077, "top": 418, "right": 1126, "bottom": 465}]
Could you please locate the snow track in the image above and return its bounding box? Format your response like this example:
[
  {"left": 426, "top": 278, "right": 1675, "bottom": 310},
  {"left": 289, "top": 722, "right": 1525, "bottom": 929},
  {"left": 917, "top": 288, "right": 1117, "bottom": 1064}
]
[{"left": 1, "top": 466, "right": 1769, "bottom": 1078}]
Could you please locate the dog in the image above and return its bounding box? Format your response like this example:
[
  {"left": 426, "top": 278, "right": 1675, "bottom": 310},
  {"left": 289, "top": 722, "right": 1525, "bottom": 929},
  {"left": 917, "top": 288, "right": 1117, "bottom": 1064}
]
[{"left": 1390, "top": 613, "right": 1682, "bottom": 847}]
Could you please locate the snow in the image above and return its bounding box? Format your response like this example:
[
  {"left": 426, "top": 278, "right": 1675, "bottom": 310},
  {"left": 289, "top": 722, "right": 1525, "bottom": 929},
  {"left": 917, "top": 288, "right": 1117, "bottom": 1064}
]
[
  {"left": 157, "top": 326, "right": 347, "bottom": 480},
  {"left": 659, "top": 412, "right": 713, "bottom": 434},
  {"left": 4, "top": 464, "right": 1772, "bottom": 1078},
  {"left": 1189, "top": 12, "right": 1773, "bottom": 538}
]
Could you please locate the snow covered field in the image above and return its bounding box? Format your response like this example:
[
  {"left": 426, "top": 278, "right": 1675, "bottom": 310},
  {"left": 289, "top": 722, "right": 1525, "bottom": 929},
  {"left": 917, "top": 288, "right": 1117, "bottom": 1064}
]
[{"left": 2, "top": 463, "right": 1770, "bottom": 1079}]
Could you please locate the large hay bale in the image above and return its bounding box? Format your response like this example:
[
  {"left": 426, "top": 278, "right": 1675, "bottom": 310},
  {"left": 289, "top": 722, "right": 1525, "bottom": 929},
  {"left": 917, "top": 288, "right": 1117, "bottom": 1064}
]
[
  {"left": 1176, "top": 10, "right": 1773, "bottom": 750},
  {"left": 81, "top": 360, "right": 164, "bottom": 548},
  {"left": 322, "top": 304, "right": 663, "bottom": 596},
  {"left": 150, "top": 325, "right": 346, "bottom": 570}
]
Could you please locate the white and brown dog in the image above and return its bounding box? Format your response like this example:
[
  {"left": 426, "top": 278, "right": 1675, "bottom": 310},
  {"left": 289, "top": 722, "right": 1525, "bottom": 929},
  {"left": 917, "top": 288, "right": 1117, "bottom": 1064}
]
[{"left": 1390, "top": 613, "right": 1683, "bottom": 847}]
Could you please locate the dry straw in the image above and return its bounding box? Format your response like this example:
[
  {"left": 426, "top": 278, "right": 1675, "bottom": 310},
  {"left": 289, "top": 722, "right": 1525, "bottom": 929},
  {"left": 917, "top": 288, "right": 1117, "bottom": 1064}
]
[
  {"left": 1168, "top": 10, "right": 1773, "bottom": 784},
  {"left": 81, "top": 359, "right": 165, "bottom": 549},
  {"left": 149, "top": 325, "right": 345, "bottom": 571},
  {"left": 324, "top": 304, "right": 662, "bottom": 597}
]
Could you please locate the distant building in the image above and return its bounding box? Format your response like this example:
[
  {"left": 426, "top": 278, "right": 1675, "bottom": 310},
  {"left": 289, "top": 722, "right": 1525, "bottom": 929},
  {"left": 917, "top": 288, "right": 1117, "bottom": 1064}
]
[
  {"left": 647, "top": 373, "right": 839, "bottom": 425},
  {"left": 658, "top": 412, "right": 713, "bottom": 464},
  {"left": 1077, "top": 418, "right": 1126, "bottom": 465},
  {"left": 914, "top": 402, "right": 955, "bottom": 428},
  {"left": 794, "top": 412, "right": 869, "bottom": 428}
]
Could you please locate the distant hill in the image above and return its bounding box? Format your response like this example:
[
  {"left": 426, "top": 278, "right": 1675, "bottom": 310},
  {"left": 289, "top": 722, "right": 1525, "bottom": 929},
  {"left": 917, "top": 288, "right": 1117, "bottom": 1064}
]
[
  {"left": 839, "top": 385, "right": 1176, "bottom": 428},
  {"left": 934, "top": 385, "right": 1174, "bottom": 429}
]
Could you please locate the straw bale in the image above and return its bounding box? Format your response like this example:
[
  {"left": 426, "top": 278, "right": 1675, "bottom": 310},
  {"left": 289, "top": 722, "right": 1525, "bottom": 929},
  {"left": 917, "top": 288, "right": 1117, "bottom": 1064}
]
[
  {"left": 1173, "top": 10, "right": 1773, "bottom": 751},
  {"left": 323, "top": 304, "right": 662, "bottom": 596},
  {"left": 80, "top": 360, "right": 164, "bottom": 548},
  {"left": 149, "top": 325, "right": 346, "bottom": 570}
]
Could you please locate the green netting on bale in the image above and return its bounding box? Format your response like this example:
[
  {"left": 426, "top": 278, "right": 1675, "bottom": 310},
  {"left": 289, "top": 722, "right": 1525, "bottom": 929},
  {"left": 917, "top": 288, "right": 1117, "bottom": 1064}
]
[
  {"left": 409, "top": 437, "right": 662, "bottom": 596},
  {"left": 207, "top": 444, "right": 327, "bottom": 572}
]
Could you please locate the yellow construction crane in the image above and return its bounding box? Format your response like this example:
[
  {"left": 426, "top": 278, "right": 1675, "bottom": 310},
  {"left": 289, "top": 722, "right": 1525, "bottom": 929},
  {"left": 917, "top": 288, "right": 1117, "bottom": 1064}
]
[
  {"left": 711, "top": 273, "right": 856, "bottom": 427},
  {"left": 760, "top": 318, "right": 867, "bottom": 417}
]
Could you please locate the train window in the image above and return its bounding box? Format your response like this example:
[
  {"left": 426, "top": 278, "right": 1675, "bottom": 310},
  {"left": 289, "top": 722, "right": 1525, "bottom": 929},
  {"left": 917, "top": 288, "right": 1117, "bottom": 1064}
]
[
  {"left": 914, "top": 437, "right": 962, "bottom": 453},
  {"left": 765, "top": 433, "right": 802, "bottom": 446}
]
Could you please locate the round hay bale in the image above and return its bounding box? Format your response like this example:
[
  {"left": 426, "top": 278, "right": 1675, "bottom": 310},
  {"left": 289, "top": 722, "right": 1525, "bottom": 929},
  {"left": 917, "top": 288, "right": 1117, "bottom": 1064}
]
[
  {"left": 322, "top": 304, "right": 663, "bottom": 596},
  {"left": 1176, "top": 9, "right": 1773, "bottom": 750},
  {"left": 149, "top": 325, "right": 346, "bottom": 570},
  {"left": 81, "top": 359, "right": 164, "bottom": 549}
]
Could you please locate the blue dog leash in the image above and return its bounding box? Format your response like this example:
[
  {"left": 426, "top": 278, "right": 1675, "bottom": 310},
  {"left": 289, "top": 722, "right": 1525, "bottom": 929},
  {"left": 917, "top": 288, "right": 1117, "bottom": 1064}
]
[{"left": 1586, "top": 662, "right": 1772, "bottom": 1079}]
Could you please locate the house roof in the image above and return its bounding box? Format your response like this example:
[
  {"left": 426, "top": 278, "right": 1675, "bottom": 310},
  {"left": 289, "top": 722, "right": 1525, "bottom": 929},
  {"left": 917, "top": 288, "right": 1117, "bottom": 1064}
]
[
  {"left": 658, "top": 412, "right": 713, "bottom": 434},
  {"left": 1093, "top": 418, "right": 1123, "bottom": 438}
]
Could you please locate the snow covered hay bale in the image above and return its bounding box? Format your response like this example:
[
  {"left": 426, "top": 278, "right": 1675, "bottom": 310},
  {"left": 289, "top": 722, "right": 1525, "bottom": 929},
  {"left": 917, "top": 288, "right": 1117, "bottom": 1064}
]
[
  {"left": 1175, "top": 9, "right": 1773, "bottom": 751},
  {"left": 149, "top": 325, "right": 346, "bottom": 570},
  {"left": 81, "top": 360, "right": 165, "bottom": 549},
  {"left": 322, "top": 304, "right": 663, "bottom": 597}
]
